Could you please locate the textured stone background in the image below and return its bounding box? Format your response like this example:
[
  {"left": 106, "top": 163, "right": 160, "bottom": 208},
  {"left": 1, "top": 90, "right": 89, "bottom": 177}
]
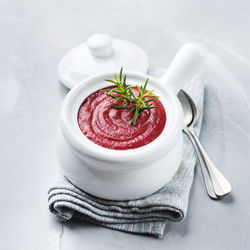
[{"left": 0, "top": 1, "right": 250, "bottom": 249}]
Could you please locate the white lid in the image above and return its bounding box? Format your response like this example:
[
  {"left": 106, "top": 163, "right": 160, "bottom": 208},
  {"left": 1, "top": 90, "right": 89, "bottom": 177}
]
[{"left": 58, "top": 33, "right": 149, "bottom": 89}]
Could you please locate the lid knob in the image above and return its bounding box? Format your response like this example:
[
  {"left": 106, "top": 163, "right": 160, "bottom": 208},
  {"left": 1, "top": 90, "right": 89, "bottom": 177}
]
[{"left": 87, "top": 33, "right": 113, "bottom": 58}]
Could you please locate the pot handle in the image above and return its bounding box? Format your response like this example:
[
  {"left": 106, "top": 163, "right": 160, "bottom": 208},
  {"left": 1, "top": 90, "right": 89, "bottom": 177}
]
[{"left": 160, "top": 43, "right": 206, "bottom": 96}]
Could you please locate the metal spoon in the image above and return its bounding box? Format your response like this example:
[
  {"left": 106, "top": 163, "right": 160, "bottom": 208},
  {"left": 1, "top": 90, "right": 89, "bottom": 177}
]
[{"left": 177, "top": 90, "right": 232, "bottom": 199}]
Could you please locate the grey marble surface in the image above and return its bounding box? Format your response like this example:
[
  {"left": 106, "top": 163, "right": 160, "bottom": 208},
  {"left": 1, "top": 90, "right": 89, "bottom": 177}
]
[{"left": 1, "top": 0, "right": 250, "bottom": 249}]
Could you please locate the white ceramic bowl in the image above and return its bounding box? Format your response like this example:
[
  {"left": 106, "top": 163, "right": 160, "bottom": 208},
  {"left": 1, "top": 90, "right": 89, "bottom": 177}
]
[{"left": 56, "top": 43, "right": 205, "bottom": 200}]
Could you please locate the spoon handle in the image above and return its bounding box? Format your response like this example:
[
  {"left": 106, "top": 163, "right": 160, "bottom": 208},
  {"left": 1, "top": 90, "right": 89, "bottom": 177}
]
[
  {"left": 183, "top": 128, "right": 218, "bottom": 199},
  {"left": 188, "top": 128, "right": 232, "bottom": 197}
]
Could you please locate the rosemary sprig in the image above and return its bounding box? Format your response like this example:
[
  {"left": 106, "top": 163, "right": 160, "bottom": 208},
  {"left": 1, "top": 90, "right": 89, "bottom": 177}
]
[{"left": 102, "top": 67, "right": 160, "bottom": 126}]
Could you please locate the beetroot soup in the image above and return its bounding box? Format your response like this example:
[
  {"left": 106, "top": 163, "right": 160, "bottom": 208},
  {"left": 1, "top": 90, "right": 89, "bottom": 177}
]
[{"left": 77, "top": 87, "right": 166, "bottom": 150}]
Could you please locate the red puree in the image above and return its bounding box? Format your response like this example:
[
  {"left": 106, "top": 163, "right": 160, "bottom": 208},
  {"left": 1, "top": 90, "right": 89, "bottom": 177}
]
[{"left": 77, "top": 87, "right": 166, "bottom": 150}]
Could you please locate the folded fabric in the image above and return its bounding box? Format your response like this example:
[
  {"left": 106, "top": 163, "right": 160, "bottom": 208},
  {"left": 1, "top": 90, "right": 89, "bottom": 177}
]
[{"left": 48, "top": 66, "right": 204, "bottom": 238}]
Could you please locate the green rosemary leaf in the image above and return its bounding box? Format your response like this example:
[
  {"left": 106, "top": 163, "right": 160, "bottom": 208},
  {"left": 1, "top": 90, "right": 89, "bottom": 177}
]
[
  {"left": 143, "top": 78, "right": 149, "bottom": 94},
  {"left": 137, "top": 85, "right": 142, "bottom": 98},
  {"left": 119, "top": 67, "right": 123, "bottom": 82},
  {"left": 113, "top": 98, "right": 123, "bottom": 104},
  {"left": 123, "top": 74, "right": 127, "bottom": 90},
  {"left": 130, "top": 108, "right": 139, "bottom": 126},
  {"left": 128, "top": 88, "right": 136, "bottom": 99},
  {"left": 116, "top": 94, "right": 133, "bottom": 101},
  {"left": 107, "top": 88, "right": 115, "bottom": 95},
  {"left": 100, "top": 89, "right": 110, "bottom": 92},
  {"left": 142, "top": 106, "right": 160, "bottom": 110},
  {"left": 114, "top": 74, "right": 119, "bottom": 83},
  {"left": 107, "top": 93, "right": 117, "bottom": 98},
  {"left": 143, "top": 97, "right": 159, "bottom": 103},
  {"left": 105, "top": 79, "right": 117, "bottom": 84},
  {"left": 110, "top": 90, "right": 123, "bottom": 94},
  {"left": 143, "top": 90, "right": 155, "bottom": 96},
  {"left": 126, "top": 85, "right": 133, "bottom": 89}
]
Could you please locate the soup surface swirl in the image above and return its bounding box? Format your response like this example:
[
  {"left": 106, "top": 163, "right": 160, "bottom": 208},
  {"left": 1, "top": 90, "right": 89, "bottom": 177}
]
[{"left": 77, "top": 87, "right": 166, "bottom": 150}]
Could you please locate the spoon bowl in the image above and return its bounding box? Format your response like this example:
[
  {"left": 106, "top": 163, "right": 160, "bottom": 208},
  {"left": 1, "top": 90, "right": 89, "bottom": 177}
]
[{"left": 177, "top": 90, "right": 198, "bottom": 128}]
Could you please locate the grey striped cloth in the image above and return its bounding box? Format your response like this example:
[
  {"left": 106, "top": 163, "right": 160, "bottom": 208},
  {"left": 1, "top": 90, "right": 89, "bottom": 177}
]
[{"left": 48, "top": 67, "right": 204, "bottom": 238}]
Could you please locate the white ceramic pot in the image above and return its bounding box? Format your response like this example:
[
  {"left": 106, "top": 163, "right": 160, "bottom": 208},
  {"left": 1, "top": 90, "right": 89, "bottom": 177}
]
[{"left": 56, "top": 43, "right": 205, "bottom": 200}]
